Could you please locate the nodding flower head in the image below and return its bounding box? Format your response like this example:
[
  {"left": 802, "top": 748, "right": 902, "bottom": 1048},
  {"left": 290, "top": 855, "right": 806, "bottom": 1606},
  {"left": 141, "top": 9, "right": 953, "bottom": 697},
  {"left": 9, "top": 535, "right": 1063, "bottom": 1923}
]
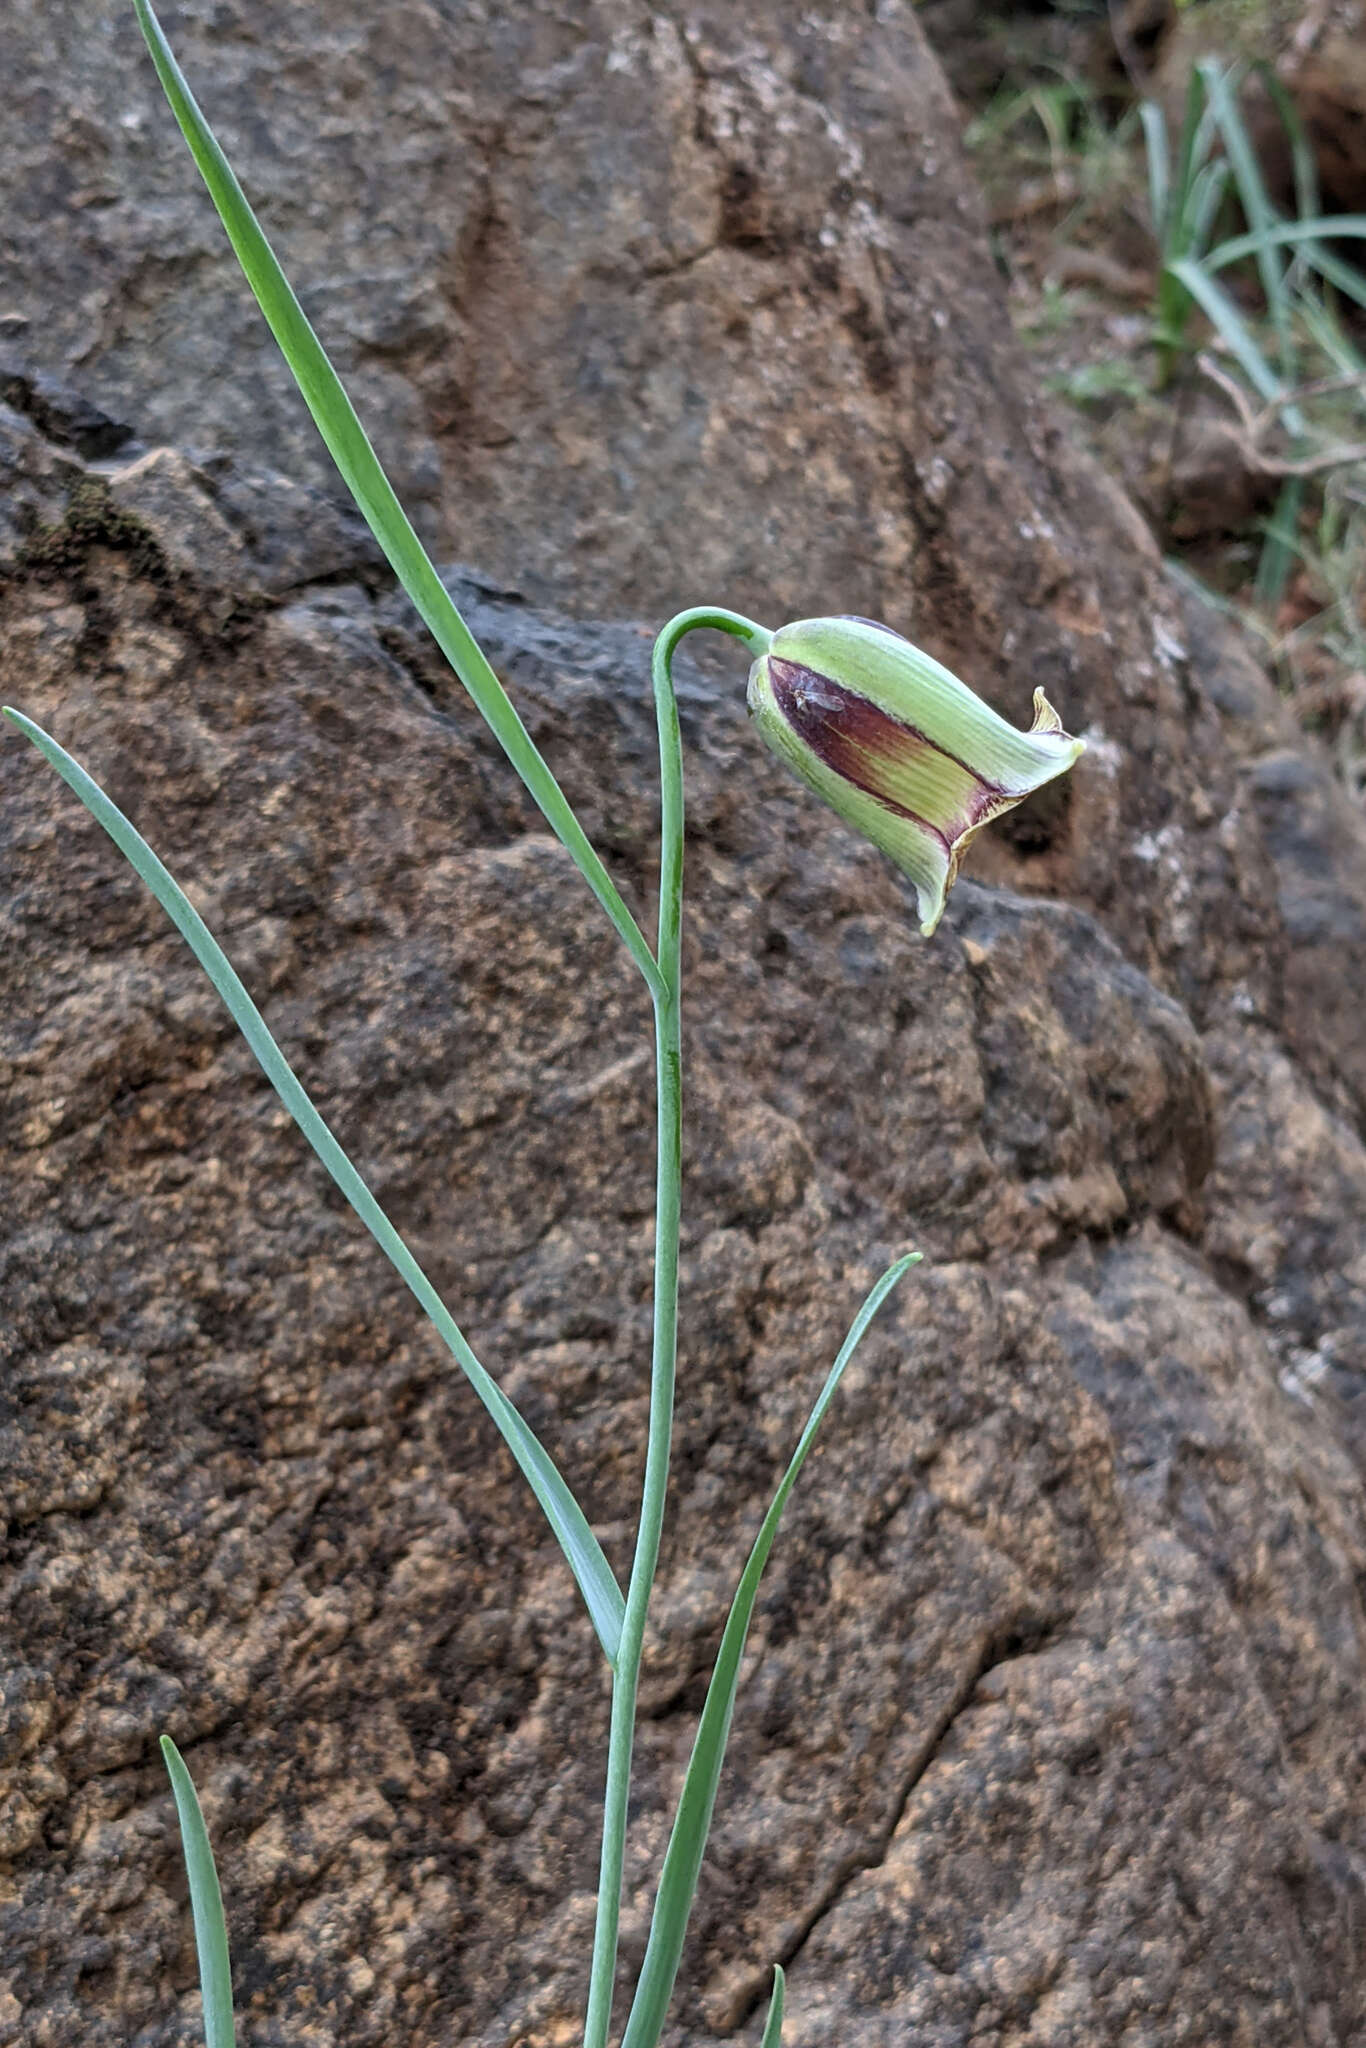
[{"left": 746, "top": 615, "right": 1084, "bottom": 936}]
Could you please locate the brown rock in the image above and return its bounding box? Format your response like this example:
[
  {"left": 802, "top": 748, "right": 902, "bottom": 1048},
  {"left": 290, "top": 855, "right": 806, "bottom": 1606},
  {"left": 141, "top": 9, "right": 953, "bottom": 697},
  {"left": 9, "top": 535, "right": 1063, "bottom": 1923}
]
[{"left": 3, "top": 8, "right": 1366, "bottom": 2048}]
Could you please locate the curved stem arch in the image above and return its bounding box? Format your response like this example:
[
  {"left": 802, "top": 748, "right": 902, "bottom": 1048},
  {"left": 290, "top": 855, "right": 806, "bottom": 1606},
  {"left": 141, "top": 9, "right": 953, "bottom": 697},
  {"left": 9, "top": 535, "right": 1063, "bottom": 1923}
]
[{"left": 581, "top": 607, "right": 771, "bottom": 2048}]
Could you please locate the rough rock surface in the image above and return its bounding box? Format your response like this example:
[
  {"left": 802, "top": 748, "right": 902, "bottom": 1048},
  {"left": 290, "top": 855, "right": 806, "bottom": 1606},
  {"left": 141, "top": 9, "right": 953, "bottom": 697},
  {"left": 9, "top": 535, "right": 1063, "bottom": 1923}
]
[{"left": 3, "top": 6, "right": 1366, "bottom": 2048}]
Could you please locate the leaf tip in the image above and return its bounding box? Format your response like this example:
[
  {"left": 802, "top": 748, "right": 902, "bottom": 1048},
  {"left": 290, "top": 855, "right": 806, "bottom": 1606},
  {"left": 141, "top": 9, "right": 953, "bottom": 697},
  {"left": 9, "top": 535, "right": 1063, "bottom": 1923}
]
[
  {"left": 760, "top": 1962, "right": 787, "bottom": 2048},
  {"left": 2, "top": 706, "right": 46, "bottom": 747}
]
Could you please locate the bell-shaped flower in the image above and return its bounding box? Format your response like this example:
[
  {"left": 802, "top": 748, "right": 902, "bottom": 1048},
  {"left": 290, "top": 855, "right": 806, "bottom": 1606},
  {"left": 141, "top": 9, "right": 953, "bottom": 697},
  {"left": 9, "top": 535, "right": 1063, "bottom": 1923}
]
[{"left": 747, "top": 615, "right": 1084, "bottom": 936}]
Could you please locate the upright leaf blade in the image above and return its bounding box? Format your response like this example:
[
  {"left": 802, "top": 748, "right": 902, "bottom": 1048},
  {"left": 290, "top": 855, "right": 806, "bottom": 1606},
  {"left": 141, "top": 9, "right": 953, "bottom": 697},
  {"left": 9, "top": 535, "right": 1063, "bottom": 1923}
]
[
  {"left": 130, "top": 0, "right": 662, "bottom": 1003},
  {"left": 760, "top": 1965, "right": 786, "bottom": 2048},
  {"left": 1168, "top": 63, "right": 1211, "bottom": 261},
  {"left": 1255, "top": 473, "right": 1304, "bottom": 613},
  {"left": 1167, "top": 256, "right": 1286, "bottom": 406},
  {"left": 618, "top": 1254, "right": 920, "bottom": 2048},
  {"left": 1139, "top": 100, "right": 1168, "bottom": 244},
  {"left": 1259, "top": 62, "right": 1320, "bottom": 224},
  {"left": 161, "top": 1738, "right": 235, "bottom": 2048},
  {"left": 1188, "top": 160, "right": 1232, "bottom": 254},
  {"left": 1201, "top": 61, "right": 1296, "bottom": 392},
  {"left": 3, "top": 708, "right": 625, "bottom": 1666}
]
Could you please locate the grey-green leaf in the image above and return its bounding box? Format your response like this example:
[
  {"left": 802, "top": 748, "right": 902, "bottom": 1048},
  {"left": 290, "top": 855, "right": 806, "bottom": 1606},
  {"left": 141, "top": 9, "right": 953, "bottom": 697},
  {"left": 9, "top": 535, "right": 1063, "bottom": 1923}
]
[
  {"left": 161, "top": 1737, "right": 235, "bottom": 2048},
  {"left": 3, "top": 708, "right": 625, "bottom": 1666},
  {"left": 1166, "top": 256, "right": 1287, "bottom": 407},
  {"left": 760, "top": 1964, "right": 786, "bottom": 2048},
  {"left": 130, "top": 0, "right": 662, "bottom": 1003},
  {"left": 1139, "top": 101, "right": 1168, "bottom": 240},
  {"left": 618, "top": 1253, "right": 920, "bottom": 2048},
  {"left": 1206, "top": 218, "right": 1366, "bottom": 313},
  {"left": 1199, "top": 60, "right": 1288, "bottom": 346}
]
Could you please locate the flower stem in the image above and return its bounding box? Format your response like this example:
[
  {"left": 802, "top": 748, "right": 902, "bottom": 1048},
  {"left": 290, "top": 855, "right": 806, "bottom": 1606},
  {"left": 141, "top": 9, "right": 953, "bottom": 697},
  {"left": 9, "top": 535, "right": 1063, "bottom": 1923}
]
[{"left": 581, "top": 607, "right": 771, "bottom": 2048}]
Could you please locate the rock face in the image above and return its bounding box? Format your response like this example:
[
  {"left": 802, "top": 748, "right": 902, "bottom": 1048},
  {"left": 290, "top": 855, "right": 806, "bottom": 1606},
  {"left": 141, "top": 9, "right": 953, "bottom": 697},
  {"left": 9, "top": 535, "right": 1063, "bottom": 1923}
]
[{"left": 3, "top": 6, "right": 1366, "bottom": 2048}]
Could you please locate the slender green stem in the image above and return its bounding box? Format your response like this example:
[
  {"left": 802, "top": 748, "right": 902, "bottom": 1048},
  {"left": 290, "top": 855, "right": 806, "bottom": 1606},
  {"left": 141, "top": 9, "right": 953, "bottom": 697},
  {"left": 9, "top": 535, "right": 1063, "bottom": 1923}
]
[{"left": 582, "top": 607, "right": 770, "bottom": 2048}]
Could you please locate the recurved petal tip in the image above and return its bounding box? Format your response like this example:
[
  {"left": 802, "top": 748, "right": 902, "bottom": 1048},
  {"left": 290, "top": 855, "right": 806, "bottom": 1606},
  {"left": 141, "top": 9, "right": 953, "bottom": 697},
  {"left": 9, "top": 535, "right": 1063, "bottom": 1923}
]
[{"left": 1029, "top": 689, "right": 1084, "bottom": 759}]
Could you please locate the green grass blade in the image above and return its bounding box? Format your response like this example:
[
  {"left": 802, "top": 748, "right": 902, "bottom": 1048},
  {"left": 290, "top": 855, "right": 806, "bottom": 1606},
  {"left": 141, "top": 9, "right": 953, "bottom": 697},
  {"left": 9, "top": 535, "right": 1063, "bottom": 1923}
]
[
  {"left": 1167, "top": 256, "right": 1288, "bottom": 408},
  {"left": 130, "top": 0, "right": 663, "bottom": 1006},
  {"left": 1200, "top": 61, "right": 1293, "bottom": 371},
  {"left": 618, "top": 1253, "right": 920, "bottom": 2048},
  {"left": 1255, "top": 473, "right": 1304, "bottom": 612},
  {"left": 1151, "top": 70, "right": 1220, "bottom": 391},
  {"left": 1189, "top": 159, "right": 1231, "bottom": 254},
  {"left": 1168, "top": 63, "right": 1210, "bottom": 259},
  {"left": 1139, "top": 100, "right": 1169, "bottom": 242},
  {"left": 1295, "top": 289, "right": 1366, "bottom": 377},
  {"left": 1283, "top": 238, "right": 1366, "bottom": 319},
  {"left": 1206, "top": 217, "right": 1366, "bottom": 280},
  {"left": 760, "top": 1965, "right": 786, "bottom": 2048},
  {"left": 160, "top": 1738, "right": 235, "bottom": 2048},
  {"left": 3, "top": 709, "right": 625, "bottom": 1666},
  {"left": 1259, "top": 63, "right": 1319, "bottom": 223}
]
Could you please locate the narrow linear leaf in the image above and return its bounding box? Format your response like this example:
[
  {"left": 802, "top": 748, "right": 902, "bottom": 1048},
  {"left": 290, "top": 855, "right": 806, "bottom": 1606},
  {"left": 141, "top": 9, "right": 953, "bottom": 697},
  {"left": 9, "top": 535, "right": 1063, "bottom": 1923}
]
[
  {"left": 1189, "top": 159, "right": 1232, "bottom": 256},
  {"left": 1167, "top": 256, "right": 1288, "bottom": 410},
  {"left": 1255, "top": 472, "right": 1304, "bottom": 613},
  {"left": 130, "top": 0, "right": 662, "bottom": 1003},
  {"left": 1286, "top": 243, "right": 1366, "bottom": 325},
  {"left": 3, "top": 709, "right": 625, "bottom": 1666},
  {"left": 1200, "top": 60, "right": 1291, "bottom": 355},
  {"left": 1189, "top": 89, "right": 1223, "bottom": 208},
  {"left": 1139, "top": 101, "right": 1168, "bottom": 242},
  {"left": 618, "top": 1253, "right": 921, "bottom": 2048},
  {"left": 1295, "top": 290, "right": 1366, "bottom": 378},
  {"left": 760, "top": 1964, "right": 786, "bottom": 2048},
  {"left": 160, "top": 1737, "right": 235, "bottom": 2048},
  {"left": 1168, "top": 64, "right": 1211, "bottom": 259},
  {"left": 1207, "top": 218, "right": 1366, "bottom": 277},
  {"left": 1258, "top": 64, "right": 1320, "bottom": 224}
]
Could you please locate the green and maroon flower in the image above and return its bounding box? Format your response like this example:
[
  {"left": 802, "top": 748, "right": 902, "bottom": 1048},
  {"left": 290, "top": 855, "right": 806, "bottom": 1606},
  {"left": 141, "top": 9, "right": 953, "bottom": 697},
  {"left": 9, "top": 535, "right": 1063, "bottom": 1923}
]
[{"left": 747, "top": 615, "right": 1084, "bottom": 936}]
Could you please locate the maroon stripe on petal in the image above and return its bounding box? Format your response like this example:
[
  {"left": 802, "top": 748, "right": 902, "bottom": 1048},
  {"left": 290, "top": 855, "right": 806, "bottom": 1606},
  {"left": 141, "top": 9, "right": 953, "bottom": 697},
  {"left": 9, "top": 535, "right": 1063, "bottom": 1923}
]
[
  {"left": 767, "top": 658, "right": 1008, "bottom": 848},
  {"left": 767, "top": 658, "right": 948, "bottom": 850}
]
